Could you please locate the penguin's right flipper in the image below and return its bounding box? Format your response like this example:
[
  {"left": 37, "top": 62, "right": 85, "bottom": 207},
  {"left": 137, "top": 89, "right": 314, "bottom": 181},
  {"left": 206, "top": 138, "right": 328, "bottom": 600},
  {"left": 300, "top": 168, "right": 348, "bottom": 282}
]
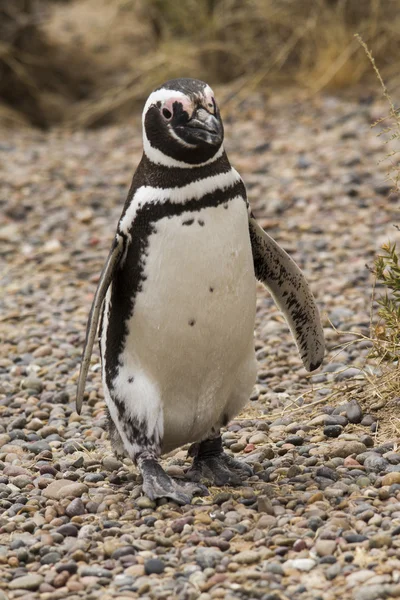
[
  {"left": 76, "top": 235, "right": 124, "bottom": 414},
  {"left": 248, "top": 213, "right": 324, "bottom": 372}
]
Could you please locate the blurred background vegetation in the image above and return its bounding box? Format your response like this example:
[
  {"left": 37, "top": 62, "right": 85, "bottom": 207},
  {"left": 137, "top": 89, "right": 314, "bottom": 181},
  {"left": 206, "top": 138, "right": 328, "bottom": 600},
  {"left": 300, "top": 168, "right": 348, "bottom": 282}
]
[{"left": 1, "top": 0, "right": 399, "bottom": 129}]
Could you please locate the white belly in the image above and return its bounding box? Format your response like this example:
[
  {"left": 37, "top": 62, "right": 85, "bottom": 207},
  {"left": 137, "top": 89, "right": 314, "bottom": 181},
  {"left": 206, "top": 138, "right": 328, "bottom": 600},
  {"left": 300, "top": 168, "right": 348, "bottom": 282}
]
[{"left": 115, "top": 197, "right": 257, "bottom": 452}]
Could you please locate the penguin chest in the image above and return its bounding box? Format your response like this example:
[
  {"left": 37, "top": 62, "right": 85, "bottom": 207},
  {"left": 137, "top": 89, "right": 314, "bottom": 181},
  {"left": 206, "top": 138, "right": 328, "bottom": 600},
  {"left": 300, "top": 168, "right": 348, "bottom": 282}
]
[{"left": 117, "top": 197, "right": 257, "bottom": 447}]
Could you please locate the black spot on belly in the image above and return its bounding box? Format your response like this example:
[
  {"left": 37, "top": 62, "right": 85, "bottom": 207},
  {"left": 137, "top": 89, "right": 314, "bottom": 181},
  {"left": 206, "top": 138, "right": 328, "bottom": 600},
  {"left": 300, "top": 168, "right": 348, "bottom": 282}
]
[
  {"left": 209, "top": 287, "right": 214, "bottom": 292},
  {"left": 188, "top": 319, "right": 196, "bottom": 326},
  {"left": 223, "top": 204, "right": 228, "bottom": 210},
  {"left": 198, "top": 219, "right": 205, "bottom": 226},
  {"left": 182, "top": 218, "right": 194, "bottom": 226},
  {"left": 128, "top": 376, "right": 134, "bottom": 383}
]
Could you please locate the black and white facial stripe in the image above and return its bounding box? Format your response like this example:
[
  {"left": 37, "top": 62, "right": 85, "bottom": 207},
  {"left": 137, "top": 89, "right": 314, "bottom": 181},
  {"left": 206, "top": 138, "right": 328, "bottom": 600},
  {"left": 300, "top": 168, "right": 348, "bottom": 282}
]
[{"left": 142, "top": 79, "right": 224, "bottom": 168}]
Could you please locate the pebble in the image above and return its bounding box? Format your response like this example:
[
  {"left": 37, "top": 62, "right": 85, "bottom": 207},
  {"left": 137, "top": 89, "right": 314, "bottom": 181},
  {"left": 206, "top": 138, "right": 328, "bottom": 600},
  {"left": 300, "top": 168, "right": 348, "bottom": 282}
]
[
  {"left": 346, "top": 399, "right": 363, "bottom": 423},
  {"left": 20, "top": 377, "right": 43, "bottom": 393},
  {"left": 382, "top": 472, "right": 400, "bottom": 486},
  {"left": 311, "top": 441, "right": 367, "bottom": 458},
  {"left": 283, "top": 558, "right": 316, "bottom": 572},
  {"left": 57, "top": 524, "right": 79, "bottom": 537},
  {"left": 315, "top": 539, "right": 336, "bottom": 556},
  {"left": 43, "top": 480, "right": 88, "bottom": 499},
  {"left": 102, "top": 456, "right": 123, "bottom": 471},
  {"left": 363, "top": 454, "right": 388, "bottom": 472},
  {"left": 8, "top": 574, "right": 43, "bottom": 590},
  {"left": 324, "top": 425, "right": 343, "bottom": 438},
  {"left": 65, "top": 498, "right": 86, "bottom": 517},
  {"left": 234, "top": 551, "right": 260, "bottom": 564},
  {"left": 79, "top": 567, "right": 113, "bottom": 578},
  {"left": 144, "top": 558, "right": 165, "bottom": 575}
]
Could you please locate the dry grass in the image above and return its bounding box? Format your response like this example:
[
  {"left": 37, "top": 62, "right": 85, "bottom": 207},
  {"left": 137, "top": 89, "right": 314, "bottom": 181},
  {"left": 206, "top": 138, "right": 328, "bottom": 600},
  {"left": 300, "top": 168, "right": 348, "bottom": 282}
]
[
  {"left": 0, "top": 0, "right": 96, "bottom": 128},
  {"left": 2, "top": 0, "right": 400, "bottom": 127}
]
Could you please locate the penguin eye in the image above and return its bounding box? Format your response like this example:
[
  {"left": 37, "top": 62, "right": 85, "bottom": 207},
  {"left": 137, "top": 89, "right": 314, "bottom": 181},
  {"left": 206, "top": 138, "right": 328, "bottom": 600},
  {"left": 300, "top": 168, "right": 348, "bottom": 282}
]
[
  {"left": 162, "top": 108, "right": 172, "bottom": 120},
  {"left": 206, "top": 97, "right": 216, "bottom": 113}
]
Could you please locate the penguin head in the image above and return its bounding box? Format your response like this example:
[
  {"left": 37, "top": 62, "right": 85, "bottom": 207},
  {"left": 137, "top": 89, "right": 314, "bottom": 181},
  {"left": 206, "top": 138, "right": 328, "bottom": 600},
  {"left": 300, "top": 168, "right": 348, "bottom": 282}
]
[{"left": 142, "top": 78, "right": 224, "bottom": 167}]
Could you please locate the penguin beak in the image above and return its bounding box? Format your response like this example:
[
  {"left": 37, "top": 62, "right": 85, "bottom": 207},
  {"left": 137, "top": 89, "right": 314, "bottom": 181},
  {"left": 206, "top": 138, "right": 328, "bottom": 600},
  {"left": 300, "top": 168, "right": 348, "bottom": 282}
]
[{"left": 185, "top": 107, "right": 223, "bottom": 146}]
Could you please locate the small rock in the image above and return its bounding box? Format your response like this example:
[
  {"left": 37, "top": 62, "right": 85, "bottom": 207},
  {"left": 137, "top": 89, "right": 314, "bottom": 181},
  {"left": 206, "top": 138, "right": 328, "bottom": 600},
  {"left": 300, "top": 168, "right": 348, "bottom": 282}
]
[
  {"left": 230, "top": 442, "right": 246, "bottom": 452},
  {"left": 102, "top": 456, "right": 123, "bottom": 471},
  {"left": 136, "top": 496, "right": 156, "bottom": 509},
  {"left": 311, "top": 441, "right": 367, "bottom": 458},
  {"left": 287, "top": 465, "right": 302, "bottom": 477},
  {"left": 112, "top": 546, "right": 137, "bottom": 560},
  {"left": 79, "top": 566, "right": 113, "bottom": 578},
  {"left": 55, "top": 562, "right": 78, "bottom": 574},
  {"left": 361, "top": 415, "right": 375, "bottom": 427},
  {"left": 43, "top": 480, "right": 88, "bottom": 500},
  {"left": 293, "top": 539, "right": 307, "bottom": 552},
  {"left": 343, "top": 533, "right": 368, "bottom": 543},
  {"left": 9, "top": 574, "right": 43, "bottom": 590},
  {"left": 307, "top": 491, "right": 324, "bottom": 504},
  {"left": 234, "top": 550, "right": 260, "bottom": 564},
  {"left": 249, "top": 433, "right": 269, "bottom": 444},
  {"left": 307, "top": 415, "right": 328, "bottom": 427},
  {"left": 196, "top": 548, "right": 222, "bottom": 569},
  {"left": 346, "top": 400, "right": 363, "bottom": 423},
  {"left": 354, "top": 585, "right": 393, "bottom": 600},
  {"left": 335, "top": 368, "right": 363, "bottom": 381},
  {"left": 20, "top": 377, "right": 43, "bottom": 393},
  {"left": 257, "top": 495, "right": 274, "bottom": 515},
  {"left": 324, "top": 425, "right": 343, "bottom": 438},
  {"left": 144, "top": 558, "right": 165, "bottom": 575},
  {"left": 315, "top": 539, "right": 336, "bottom": 556},
  {"left": 363, "top": 454, "right": 388, "bottom": 472},
  {"left": 41, "top": 551, "right": 62, "bottom": 565},
  {"left": 325, "top": 415, "right": 348, "bottom": 427},
  {"left": 369, "top": 533, "right": 392, "bottom": 548},
  {"left": 24, "top": 440, "right": 51, "bottom": 455},
  {"left": 257, "top": 515, "right": 276, "bottom": 528},
  {"left": 343, "top": 456, "right": 362, "bottom": 467},
  {"left": 382, "top": 472, "right": 400, "bottom": 486},
  {"left": 66, "top": 498, "right": 85, "bottom": 517},
  {"left": 284, "top": 435, "right": 304, "bottom": 446},
  {"left": 283, "top": 558, "right": 316, "bottom": 572},
  {"left": 57, "top": 524, "right": 78, "bottom": 537},
  {"left": 11, "top": 475, "right": 32, "bottom": 489}
]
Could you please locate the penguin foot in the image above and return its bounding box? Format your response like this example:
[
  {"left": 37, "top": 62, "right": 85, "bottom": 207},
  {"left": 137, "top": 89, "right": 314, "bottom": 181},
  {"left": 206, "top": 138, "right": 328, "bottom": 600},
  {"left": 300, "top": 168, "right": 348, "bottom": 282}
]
[
  {"left": 138, "top": 456, "right": 208, "bottom": 505},
  {"left": 106, "top": 408, "right": 128, "bottom": 459},
  {"left": 186, "top": 437, "right": 253, "bottom": 486}
]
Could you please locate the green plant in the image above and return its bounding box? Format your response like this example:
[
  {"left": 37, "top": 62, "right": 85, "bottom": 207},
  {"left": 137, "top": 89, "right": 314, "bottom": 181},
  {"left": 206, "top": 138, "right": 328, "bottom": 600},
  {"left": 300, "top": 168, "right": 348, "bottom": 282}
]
[{"left": 373, "top": 241, "right": 400, "bottom": 360}]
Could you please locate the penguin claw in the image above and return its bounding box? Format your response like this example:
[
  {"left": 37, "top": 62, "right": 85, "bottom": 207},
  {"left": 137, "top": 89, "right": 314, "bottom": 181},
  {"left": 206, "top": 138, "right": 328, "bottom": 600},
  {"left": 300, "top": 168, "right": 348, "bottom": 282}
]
[
  {"left": 140, "top": 458, "right": 208, "bottom": 505},
  {"left": 186, "top": 453, "right": 254, "bottom": 487}
]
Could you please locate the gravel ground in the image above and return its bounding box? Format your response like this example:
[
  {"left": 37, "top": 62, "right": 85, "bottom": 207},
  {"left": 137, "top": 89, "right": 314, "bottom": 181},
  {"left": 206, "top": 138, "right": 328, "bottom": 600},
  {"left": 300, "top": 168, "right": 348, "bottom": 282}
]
[{"left": 1, "top": 91, "right": 400, "bottom": 600}]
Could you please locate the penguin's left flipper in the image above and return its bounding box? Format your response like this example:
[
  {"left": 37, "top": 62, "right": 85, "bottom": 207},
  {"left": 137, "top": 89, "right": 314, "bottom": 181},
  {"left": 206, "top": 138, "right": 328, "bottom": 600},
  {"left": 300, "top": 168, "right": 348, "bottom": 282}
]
[
  {"left": 76, "top": 235, "right": 125, "bottom": 414},
  {"left": 248, "top": 213, "right": 325, "bottom": 371}
]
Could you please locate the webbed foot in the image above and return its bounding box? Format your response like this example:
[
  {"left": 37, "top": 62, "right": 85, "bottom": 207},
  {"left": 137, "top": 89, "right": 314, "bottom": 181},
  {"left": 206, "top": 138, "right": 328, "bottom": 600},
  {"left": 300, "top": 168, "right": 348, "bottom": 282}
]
[
  {"left": 186, "top": 437, "right": 253, "bottom": 486},
  {"left": 138, "top": 456, "right": 208, "bottom": 505}
]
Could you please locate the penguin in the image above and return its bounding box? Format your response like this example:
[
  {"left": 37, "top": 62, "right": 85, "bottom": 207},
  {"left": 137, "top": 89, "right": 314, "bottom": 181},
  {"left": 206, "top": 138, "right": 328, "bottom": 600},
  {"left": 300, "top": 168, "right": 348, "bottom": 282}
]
[{"left": 76, "top": 78, "right": 324, "bottom": 505}]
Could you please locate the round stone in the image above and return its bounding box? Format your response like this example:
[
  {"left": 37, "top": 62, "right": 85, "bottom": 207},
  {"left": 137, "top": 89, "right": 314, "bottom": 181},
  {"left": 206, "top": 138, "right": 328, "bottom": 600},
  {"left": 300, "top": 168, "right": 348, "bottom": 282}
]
[
  {"left": 144, "top": 558, "right": 166, "bottom": 575},
  {"left": 346, "top": 400, "right": 363, "bottom": 424},
  {"left": 324, "top": 425, "right": 343, "bottom": 438}
]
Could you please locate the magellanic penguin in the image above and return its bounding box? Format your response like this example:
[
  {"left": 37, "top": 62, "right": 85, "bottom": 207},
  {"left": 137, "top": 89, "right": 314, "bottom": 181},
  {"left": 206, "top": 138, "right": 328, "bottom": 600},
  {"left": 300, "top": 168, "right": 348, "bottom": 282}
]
[{"left": 76, "top": 78, "right": 324, "bottom": 505}]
